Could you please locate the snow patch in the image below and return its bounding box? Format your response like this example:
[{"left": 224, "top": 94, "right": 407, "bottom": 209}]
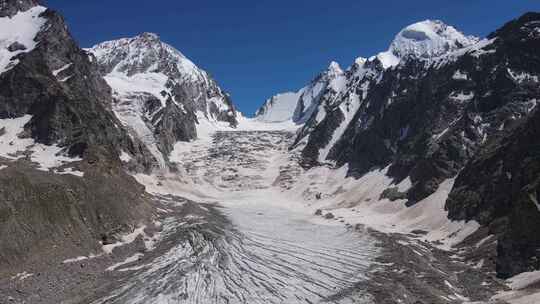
[
  {"left": 11, "top": 272, "right": 33, "bottom": 281},
  {"left": 452, "top": 70, "right": 469, "bottom": 80},
  {"left": 102, "top": 226, "right": 147, "bottom": 254},
  {"left": 120, "top": 150, "right": 132, "bottom": 162},
  {"left": 52, "top": 63, "right": 72, "bottom": 77},
  {"left": 0, "top": 6, "right": 48, "bottom": 75},
  {"left": 106, "top": 253, "right": 144, "bottom": 271},
  {"left": 0, "top": 115, "right": 81, "bottom": 171}
]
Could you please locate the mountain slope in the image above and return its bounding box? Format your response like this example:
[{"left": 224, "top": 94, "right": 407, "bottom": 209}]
[
  {"left": 280, "top": 14, "right": 540, "bottom": 278},
  {"left": 89, "top": 34, "right": 238, "bottom": 167},
  {"left": 0, "top": 0, "right": 154, "bottom": 269},
  {"left": 255, "top": 61, "right": 345, "bottom": 124}
]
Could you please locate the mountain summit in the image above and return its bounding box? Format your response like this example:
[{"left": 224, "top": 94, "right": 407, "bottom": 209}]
[{"left": 88, "top": 33, "right": 238, "bottom": 167}]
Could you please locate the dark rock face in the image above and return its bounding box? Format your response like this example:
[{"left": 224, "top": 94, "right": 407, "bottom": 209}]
[
  {"left": 447, "top": 107, "right": 540, "bottom": 278},
  {"left": 0, "top": 2, "right": 154, "bottom": 268},
  {"left": 292, "top": 13, "right": 540, "bottom": 277},
  {"left": 0, "top": 5, "right": 156, "bottom": 171}
]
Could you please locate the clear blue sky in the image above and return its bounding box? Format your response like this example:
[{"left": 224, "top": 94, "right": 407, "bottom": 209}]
[{"left": 46, "top": 0, "right": 539, "bottom": 116}]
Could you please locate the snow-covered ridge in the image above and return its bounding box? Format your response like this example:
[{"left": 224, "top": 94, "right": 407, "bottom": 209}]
[
  {"left": 255, "top": 61, "right": 345, "bottom": 124},
  {"left": 0, "top": 5, "right": 47, "bottom": 75},
  {"left": 89, "top": 32, "right": 204, "bottom": 83},
  {"left": 376, "top": 19, "right": 479, "bottom": 68},
  {"left": 255, "top": 19, "right": 478, "bottom": 125},
  {"left": 88, "top": 33, "right": 236, "bottom": 118}
]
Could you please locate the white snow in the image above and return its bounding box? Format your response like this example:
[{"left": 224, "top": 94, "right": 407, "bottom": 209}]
[
  {"left": 89, "top": 33, "right": 203, "bottom": 84},
  {"left": 102, "top": 226, "right": 147, "bottom": 254},
  {"left": 529, "top": 192, "right": 540, "bottom": 212},
  {"left": 105, "top": 72, "right": 170, "bottom": 107},
  {"left": 62, "top": 254, "right": 100, "bottom": 264},
  {"left": 452, "top": 70, "right": 469, "bottom": 80},
  {"left": 507, "top": 68, "right": 539, "bottom": 83},
  {"left": 288, "top": 165, "right": 480, "bottom": 250},
  {"left": 119, "top": 150, "right": 132, "bottom": 162},
  {"left": 374, "top": 20, "right": 479, "bottom": 69},
  {"left": 11, "top": 271, "right": 33, "bottom": 281},
  {"left": 0, "top": 6, "right": 47, "bottom": 75},
  {"left": 255, "top": 61, "right": 345, "bottom": 125},
  {"left": 106, "top": 253, "right": 144, "bottom": 271},
  {"left": 0, "top": 115, "right": 81, "bottom": 171},
  {"left": 53, "top": 167, "right": 84, "bottom": 177},
  {"left": 52, "top": 63, "right": 72, "bottom": 77},
  {"left": 489, "top": 271, "right": 540, "bottom": 304},
  {"left": 255, "top": 91, "right": 301, "bottom": 122},
  {"left": 508, "top": 271, "right": 540, "bottom": 290},
  {"left": 450, "top": 91, "right": 475, "bottom": 102},
  {"left": 318, "top": 93, "right": 361, "bottom": 162}
]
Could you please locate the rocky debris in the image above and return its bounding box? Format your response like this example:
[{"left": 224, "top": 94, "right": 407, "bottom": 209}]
[
  {"left": 314, "top": 209, "right": 323, "bottom": 216},
  {"left": 324, "top": 212, "right": 335, "bottom": 219},
  {"left": 342, "top": 229, "right": 508, "bottom": 304},
  {"left": 380, "top": 187, "right": 408, "bottom": 201},
  {"left": 0, "top": 195, "right": 211, "bottom": 304}
]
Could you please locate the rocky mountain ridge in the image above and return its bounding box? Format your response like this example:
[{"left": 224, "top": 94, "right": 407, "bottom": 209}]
[
  {"left": 0, "top": 0, "right": 240, "bottom": 273},
  {"left": 88, "top": 33, "right": 238, "bottom": 167},
  {"left": 262, "top": 13, "right": 540, "bottom": 278}
]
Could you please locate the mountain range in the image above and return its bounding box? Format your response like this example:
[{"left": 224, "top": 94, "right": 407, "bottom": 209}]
[{"left": 1, "top": 0, "right": 539, "bottom": 302}]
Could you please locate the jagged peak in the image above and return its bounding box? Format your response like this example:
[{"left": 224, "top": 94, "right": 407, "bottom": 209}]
[
  {"left": 89, "top": 33, "right": 202, "bottom": 80},
  {"left": 327, "top": 61, "right": 343, "bottom": 73}
]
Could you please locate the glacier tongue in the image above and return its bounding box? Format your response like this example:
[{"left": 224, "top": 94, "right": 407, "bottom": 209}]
[{"left": 96, "top": 129, "right": 377, "bottom": 304}]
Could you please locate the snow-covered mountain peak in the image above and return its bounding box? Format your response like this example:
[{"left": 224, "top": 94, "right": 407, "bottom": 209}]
[
  {"left": 374, "top": 19, "right": 479, "bottom": 69},
  {"left": 327, "top": 61, "right": 343, "bottom": 75},
  {"left": 390, "top": 20, "right": 478, "bottom": 58},
  {"left": 89, "top": 33, "right": 201, "bottom": 82},
  {"left": 88, "top": 33, "right": 238, "bottom": 167}
]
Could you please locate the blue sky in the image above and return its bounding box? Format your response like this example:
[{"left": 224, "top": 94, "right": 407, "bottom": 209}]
[{"left": 47, "top": 0, "right": 539, "bottom": 116}]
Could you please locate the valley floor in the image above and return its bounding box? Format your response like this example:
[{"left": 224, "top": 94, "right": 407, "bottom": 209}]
[{"left": 1, "top": 124, "right": 535, "bottom": 303}]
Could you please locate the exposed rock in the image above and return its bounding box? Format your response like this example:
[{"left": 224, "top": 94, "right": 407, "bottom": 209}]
[
  {"left": 88, "top": 33, "right": 238, "bottom": 166},
  {"left": 279, "top": 12, "right": 540, "bottom": 278},
  {"left": 7, "top": 41, "right": 26, "bottom": 52},
  {"left": 324, "top": 212, "right": 335, "bottom": 219},
  {"left": 0, "top": 0, "right": 155, "bottom": 272},
  {"left": 380, "top": 187, "right": 408, "bottom": 201}
]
